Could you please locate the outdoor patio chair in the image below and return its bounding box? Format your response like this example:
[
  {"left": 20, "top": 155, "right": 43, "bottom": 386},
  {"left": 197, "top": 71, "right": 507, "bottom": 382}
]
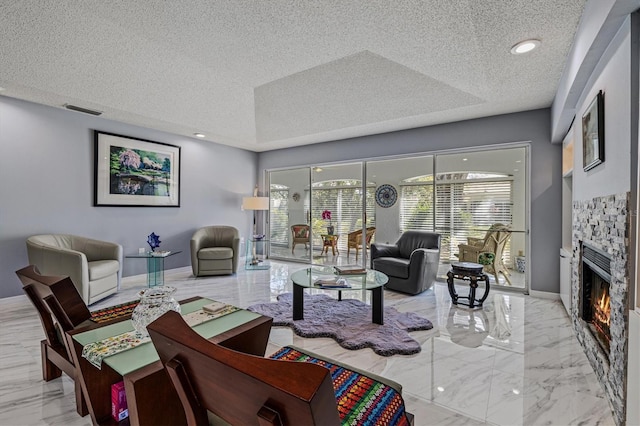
[
  {"left": 347, "top": 226, "right": 376, "bottom": 261},
  {"left": 291, "top": 224, "right": 310, "bottom": 253},
  {"left": 457, "top": 223, "right": 513, "bottom": 285}
]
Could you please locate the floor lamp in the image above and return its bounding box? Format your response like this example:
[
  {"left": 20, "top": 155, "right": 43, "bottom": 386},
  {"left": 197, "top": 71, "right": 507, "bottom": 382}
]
[{"left": 242, "top": 192, "right": 269, "bottom": 265}]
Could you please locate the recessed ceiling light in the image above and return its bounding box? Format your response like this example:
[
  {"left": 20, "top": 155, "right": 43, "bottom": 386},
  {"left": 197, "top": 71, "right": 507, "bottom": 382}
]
[
  {"left": 515, "top": 160, "right": 522, "bottom": 163},
  {"left": 511, "top": 39, "right": 541, "bottom": 55},
  {"left": 437, "top": 386, "right": 445, "bottom": 392},
  {"left": 462, "top": 158, "right": 468, "bottom": 162},
  {"left": 193, "top": 133, "right": 205, "bottom": 138}
]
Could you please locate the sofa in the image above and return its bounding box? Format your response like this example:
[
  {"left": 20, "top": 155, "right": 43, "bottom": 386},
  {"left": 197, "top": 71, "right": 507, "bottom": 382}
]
[
  {"left": 371, "top": 230, "right": 441, "bottom": 295},
  {"left": 26, "top": 234, "right": 122, "bottom": 305},
  {"left": 190, "top": 226, "right": 240, "bottom": 276}
]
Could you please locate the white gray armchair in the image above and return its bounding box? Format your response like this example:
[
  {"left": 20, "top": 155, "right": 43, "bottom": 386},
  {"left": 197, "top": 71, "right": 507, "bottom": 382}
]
[
  {"left": 26, "top": 234, "right": 122, "bottom": 305},
  {"left": 190, "top": 226, "right": 240, "bottom": 276}
]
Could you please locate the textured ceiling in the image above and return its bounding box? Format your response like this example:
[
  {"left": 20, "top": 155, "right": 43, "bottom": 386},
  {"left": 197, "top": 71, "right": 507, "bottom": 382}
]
[{"left": 0, "top": 0, "right": 586, "bottom": 152}]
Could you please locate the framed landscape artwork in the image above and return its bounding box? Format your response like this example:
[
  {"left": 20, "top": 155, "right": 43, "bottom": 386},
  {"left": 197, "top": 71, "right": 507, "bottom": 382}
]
[
  {"left": 94, "top": 131, "right": 180, "bottom": 207},
  {"left": 582, "top": 90, "right": 605, "bottom": 172}
]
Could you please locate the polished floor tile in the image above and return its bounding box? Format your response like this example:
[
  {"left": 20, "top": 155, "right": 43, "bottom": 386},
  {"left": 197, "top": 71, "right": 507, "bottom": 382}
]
[{"left": 0, "top": 260, "right": 614, "bottom": 425}]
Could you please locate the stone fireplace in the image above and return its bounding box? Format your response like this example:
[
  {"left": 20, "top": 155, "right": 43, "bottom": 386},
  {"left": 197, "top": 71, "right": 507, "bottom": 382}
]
[{"left": 572, "top": 192, "right": 630, "bottom": 425}]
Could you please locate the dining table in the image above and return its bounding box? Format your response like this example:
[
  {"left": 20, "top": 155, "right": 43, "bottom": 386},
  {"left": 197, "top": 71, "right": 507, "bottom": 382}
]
[{"left": 66, "top": 296, "right": 272, "bottom": 425}]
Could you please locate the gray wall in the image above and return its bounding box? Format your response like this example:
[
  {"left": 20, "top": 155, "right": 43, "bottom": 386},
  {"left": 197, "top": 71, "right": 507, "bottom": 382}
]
[
  {"left": 258, "top": 108, "right": 561, "bottom": 294},
  {"left": 573, "top": 19, "right": 632, "bottom": 201},
  {"left": 0, "top": 96, "right": 258, "bottom": 299}
]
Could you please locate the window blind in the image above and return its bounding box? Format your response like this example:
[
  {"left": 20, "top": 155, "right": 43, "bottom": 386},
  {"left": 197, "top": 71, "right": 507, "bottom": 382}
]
[
  {"left": 311, "top": 183, "right": 375, "bottom": 251},
  {"left": 400, "top": 176, "right": 513, "bottom": 262},
  {"left": 435, "top": 179, "right": 512, "bottom": 261},
  {"left": 269, "top": 189, "right": 289, "bottom": 246},
  {"left": 400, "top": 184, "right": 435, "bottom": 232}
]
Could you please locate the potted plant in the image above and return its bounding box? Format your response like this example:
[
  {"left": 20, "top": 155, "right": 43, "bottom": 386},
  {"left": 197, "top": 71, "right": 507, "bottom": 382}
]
[{"left": 322, "top": 210, "right": 334, "bottom": 235}]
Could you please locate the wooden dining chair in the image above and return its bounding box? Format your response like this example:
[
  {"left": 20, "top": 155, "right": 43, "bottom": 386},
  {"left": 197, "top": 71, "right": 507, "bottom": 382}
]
[
  {"left": 15, "top": 265, "right": 95, "bottom": 416},
  {"left": 148, "top": 310, "right": 414, "bottom": 425}
]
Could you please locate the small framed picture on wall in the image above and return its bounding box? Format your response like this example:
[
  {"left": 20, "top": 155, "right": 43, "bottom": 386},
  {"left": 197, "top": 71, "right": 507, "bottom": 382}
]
[{"left": 581, "top": 90, "right": 604, "bottom": 172}]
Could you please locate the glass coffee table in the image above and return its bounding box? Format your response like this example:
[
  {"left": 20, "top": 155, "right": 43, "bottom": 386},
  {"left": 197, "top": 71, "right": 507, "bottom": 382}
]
[
  {"left": 290, "top": 266, "right": 388, "bottom": 325},
  {"left": 126, "top": 250, "right": 181, "bottom": 287}
]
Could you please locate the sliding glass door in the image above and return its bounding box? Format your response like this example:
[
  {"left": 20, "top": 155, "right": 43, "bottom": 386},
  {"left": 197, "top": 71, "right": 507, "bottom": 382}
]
[
  {"left": 366, "top": 147, "right": 528, "bottom": 290},
  {"left": 267, "top": 163, "right": 371, "bottom": 267},
  {"left": 268, "top": 167, "right": 312, "bottom": 263},
  {"left": 310, "top": 163, "right": 371, "bottom": 267},
  {"left": 267, "top": 145, "right": 528, "bottom": 291},
  {"left": 434, "top": 148, "right": 527, "bottom": 289}
]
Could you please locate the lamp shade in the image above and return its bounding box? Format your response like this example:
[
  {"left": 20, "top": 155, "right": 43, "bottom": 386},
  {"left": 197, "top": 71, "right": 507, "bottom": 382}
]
[{"left": 242, "top": 196, "right": 269, "bottom": 211}]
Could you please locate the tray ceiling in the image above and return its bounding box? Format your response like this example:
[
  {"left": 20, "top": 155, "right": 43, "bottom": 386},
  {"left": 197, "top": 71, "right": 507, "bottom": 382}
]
[{"left": 0, "top": 0, "right": 586, "bottom": 151}]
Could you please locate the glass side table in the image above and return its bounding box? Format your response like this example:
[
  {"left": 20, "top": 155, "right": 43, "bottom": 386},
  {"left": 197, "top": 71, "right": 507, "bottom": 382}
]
[
  {"left": 126, "top": 250, "right": 181, "bottom": 287},
  {"left": 246, "top": 239, "right": 270, "bottom": 270}
]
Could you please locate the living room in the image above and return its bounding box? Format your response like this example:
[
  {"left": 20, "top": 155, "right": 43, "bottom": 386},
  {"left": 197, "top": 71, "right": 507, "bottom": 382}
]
[{"left": 1, "top": 1, "right": 639, "bottom": 425}]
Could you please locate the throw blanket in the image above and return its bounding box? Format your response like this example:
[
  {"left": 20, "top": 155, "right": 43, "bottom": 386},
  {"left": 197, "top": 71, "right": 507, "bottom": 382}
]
[{"left": 270, "top": 347, "right": 410, "bottom": 426}]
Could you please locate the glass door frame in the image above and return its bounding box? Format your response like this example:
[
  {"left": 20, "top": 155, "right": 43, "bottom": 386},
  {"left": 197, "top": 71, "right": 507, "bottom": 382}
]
[
  {"left": 265, "top": 142, "right": 530, "bottom": 294},
  {"left": 266, "top": 162, "right": 370, "bottom": 268},
  {"left": 266, "top": 166, "right": 313, "bottom": 265}
]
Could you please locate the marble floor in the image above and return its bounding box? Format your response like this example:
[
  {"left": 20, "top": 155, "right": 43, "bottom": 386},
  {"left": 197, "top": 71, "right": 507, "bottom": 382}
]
[{"left": 0, "top": 260, "right": 614, "bottom": 425}]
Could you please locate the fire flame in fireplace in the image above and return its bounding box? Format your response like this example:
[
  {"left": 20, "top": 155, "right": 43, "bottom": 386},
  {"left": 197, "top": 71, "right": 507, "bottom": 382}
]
[{"left": 593, "top": 290, "right": 611, "bottom": 333}]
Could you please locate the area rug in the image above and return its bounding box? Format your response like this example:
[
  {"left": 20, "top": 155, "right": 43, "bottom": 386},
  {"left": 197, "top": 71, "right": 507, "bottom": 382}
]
[{"left": 247, "top": 292, "right": 433, "bottom": 356}]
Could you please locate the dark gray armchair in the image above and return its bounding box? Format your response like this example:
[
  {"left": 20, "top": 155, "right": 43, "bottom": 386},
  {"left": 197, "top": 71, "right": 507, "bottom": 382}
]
[{"left": 370, "top": 231, "right": 441, "bottom": 295}]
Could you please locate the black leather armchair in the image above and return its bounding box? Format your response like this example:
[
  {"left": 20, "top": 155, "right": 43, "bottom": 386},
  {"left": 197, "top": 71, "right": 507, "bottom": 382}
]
[{"left": 371, "top": 230, "right": 441, "bottom": 295}]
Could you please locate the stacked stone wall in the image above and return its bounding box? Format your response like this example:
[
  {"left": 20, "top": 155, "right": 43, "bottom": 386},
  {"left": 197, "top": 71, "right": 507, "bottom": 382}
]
[{"left": 571, "top": 192, "right": 629, "bottom": 425}]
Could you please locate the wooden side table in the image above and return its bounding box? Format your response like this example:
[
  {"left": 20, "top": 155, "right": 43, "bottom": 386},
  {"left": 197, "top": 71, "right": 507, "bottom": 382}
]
[
  {"left": 321, "top": 234, "right": 339, "bottom": 255},
  {"left": 447, "top": 262, "right": 490, "bottom": 309}
]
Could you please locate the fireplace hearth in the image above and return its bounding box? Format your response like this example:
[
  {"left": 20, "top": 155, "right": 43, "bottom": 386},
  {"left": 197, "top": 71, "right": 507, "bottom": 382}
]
[{"left": 581, "top": 243, "right": 611, "bottom": 354}]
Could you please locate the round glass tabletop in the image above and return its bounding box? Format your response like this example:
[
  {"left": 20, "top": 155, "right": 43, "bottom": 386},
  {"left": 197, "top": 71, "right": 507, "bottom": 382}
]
[{"left": 290, "top": 266, "right": 388, "bottom": 290}]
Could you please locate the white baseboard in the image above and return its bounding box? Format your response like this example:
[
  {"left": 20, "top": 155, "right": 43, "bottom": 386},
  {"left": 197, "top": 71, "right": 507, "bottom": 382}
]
[
  {"left": 627, "top": 310, "right": 640, "bottom": 425},
  {"left": 528, "top": 289, "right": 561, "bottom": 300},
  {"left": 0, "top": 293, "right": 28, "bottom": 305}
]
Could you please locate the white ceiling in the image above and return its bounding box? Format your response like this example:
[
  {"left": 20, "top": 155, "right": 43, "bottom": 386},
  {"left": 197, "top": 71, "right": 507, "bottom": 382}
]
[{"left": 0, "top": 0, "right": 587, "bottom": 152}]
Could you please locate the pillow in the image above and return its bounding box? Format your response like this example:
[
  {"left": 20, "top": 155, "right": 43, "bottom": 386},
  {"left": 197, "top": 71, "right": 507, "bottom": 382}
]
[{"left": 478, "top": 252, "right": 495, "bottom": 266}]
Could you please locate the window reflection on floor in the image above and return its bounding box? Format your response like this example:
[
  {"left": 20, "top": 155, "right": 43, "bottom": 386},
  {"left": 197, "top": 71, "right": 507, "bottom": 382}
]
[{"left": 270, "top": 246, "right": 526, "bottom": 289}]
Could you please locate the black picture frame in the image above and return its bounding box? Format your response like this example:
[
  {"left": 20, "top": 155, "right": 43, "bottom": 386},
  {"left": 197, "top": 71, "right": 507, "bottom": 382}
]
[
  {"left": 582, "top": 90, "right": 605, "bottom": 172},
  {"left": 94, "top": 131, "right": 181, "bottom": 207}
]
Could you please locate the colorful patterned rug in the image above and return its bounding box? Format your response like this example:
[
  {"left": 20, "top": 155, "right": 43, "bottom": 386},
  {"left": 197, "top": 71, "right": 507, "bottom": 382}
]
[
  {"left": 270, "top": 346, "right": 411, "bottom": 425},
  {"left": 248, "top": 293, "right": 433, "bottom": 356},
  {"left": 90, "top": 300, "right": 140, "bottom": 323}
]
